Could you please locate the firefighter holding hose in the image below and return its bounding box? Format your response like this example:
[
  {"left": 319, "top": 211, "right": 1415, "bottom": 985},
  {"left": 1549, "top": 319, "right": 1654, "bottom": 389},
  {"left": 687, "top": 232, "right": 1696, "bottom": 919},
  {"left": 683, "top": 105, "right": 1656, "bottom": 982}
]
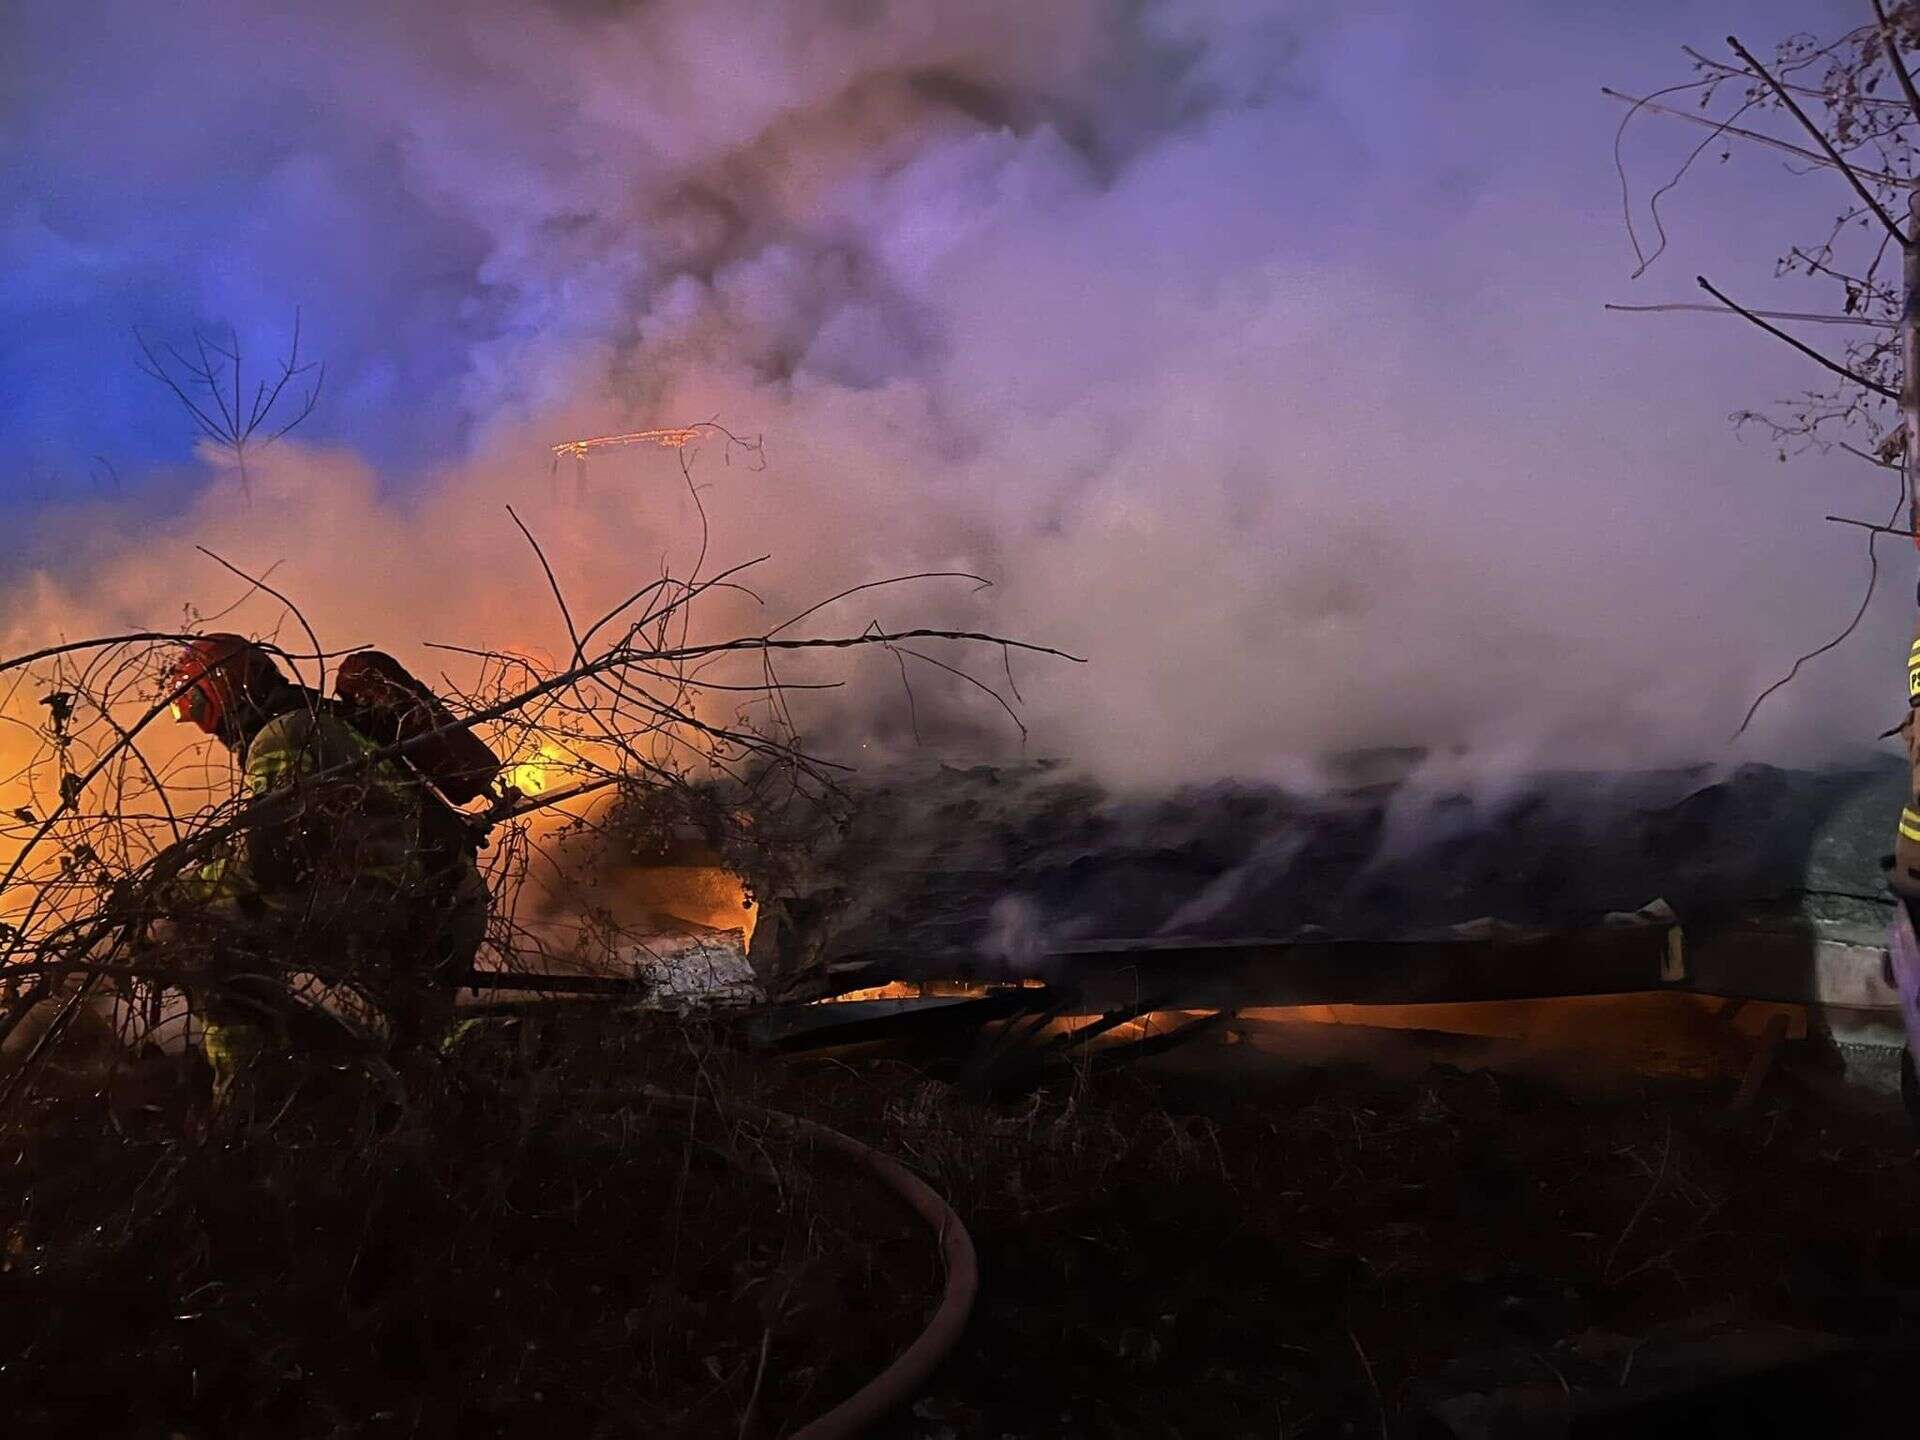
[{"left": 154, "top": 634, "right": 493, "bottom": 1110}]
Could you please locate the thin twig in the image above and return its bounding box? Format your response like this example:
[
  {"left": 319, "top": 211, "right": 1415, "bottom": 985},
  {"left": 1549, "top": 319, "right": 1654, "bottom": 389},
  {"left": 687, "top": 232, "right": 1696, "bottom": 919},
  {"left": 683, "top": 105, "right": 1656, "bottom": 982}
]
[
  {"left": 1873, "top": 1, "right": 1920, "bottom": 131},
  {"left": 1825, "top": 512, "right": 1912, "bottom": 535},
  {"left": 765, "top": 571, "right": 994, "bottom": 641},
  {"left": 1724, "top": 33, "right": 1907, "bottom": 241},
  {"left": 737, "top": 1323, "right": 774, "bottom": 1440},
  {"left": 1682, "top": 43, "right": 1908, "bottom": 110},
  {"left": 193, "top": 547, "right": 328, "bottom": 696},
  {"left": 1696, "top": 276, "right": 1899, "bottom": 398},
  {"left": 1736, "top": 478, "right": 1904, "bottom": 738},
  {"left": 890, "top": 643, "right": 1027, "bottom": 742},
  {"left": 1605, "top": 1118, "right": 1673, "bottom": 1280},
  {"left": 1605, "top": 301, "right": 1891, "bottom": 327},
  {"left": 1612, "top": 78, "right": 1738, "bottom": 277},
  {"left": 1347, "top": 1326, "right": 1388, "bottom": 1440},
  {"left": 1602, "top": 85, "right": 1912, "bottom": 190}
]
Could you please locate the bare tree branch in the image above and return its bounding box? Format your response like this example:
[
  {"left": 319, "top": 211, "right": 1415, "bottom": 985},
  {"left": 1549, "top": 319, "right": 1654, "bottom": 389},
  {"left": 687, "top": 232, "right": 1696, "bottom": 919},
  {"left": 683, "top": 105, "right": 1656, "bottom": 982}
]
[
  {"left": 1611, "top": 78, "right": 1751, "bottom": 278},
  {"left": 1, "top": 633, "right": 350, "bottom": 678},
  {"left": 1605, "top": 301, "right": 1891, "bottom": 326},
  {"left": 1683, "top": 43, "right": 1910, "bottom": 108},
  {"left": 0, "top": 420, "right": 1083, "bottom": 1086},
  {"left": 192, "top": 546, "right": 330, "bottom": 696},
  {"left": 1616, "top": 14, "right": 1920, "bottom": 735},
  {"left": 1725, "top": 33, "right": 1908, "bottom": 241},
  {"left": 1601, "top": 85, "right": 1912, "bottom": 187},
  {"left": 1826, "top": 512, "right": 1913, "bottom": 533},
  {"left": 1696, "top": 275, "right": 1900, "bottom": 398},
  {"left": 134, "top": 311, "right": 324, "bottom": 497},
  {"left": 1873, "top": 0, "right": 1920, "bottom": 129},
  {"left": 1735, "top": 482, "right": 1905, "bottom": 738}
]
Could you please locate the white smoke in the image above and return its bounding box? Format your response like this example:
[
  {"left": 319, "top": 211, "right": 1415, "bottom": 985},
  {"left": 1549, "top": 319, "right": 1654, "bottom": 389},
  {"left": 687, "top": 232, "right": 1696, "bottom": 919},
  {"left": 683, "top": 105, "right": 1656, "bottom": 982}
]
[{"left": 3, "top": 0, "right": 1907, "bottom": 792}]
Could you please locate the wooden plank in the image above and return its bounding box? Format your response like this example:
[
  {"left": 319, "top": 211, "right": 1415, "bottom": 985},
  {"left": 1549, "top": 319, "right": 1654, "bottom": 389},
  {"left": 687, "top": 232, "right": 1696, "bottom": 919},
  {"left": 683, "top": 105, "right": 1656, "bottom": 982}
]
[
  {"left": 926, "top": 922, "right": 1903, "bottom": 1014},
  {"left": 748, "top": 992, "right": 1032, "bottom": 1052},
  {"left": 1046, "top": 927, "right": 1675, "bottom": 1011},
  {"left": 1732, "top": 1011, "right": 1793, "bottom": 1110},
  {"left": 1682, "top": 929, "right": 1900, "bottom": 1009}
]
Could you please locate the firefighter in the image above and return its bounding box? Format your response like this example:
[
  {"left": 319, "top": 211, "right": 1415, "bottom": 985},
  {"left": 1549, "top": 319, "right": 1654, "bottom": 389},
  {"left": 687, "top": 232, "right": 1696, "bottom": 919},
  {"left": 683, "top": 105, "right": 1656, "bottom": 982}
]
[
  {"left": 158, "top": 634, "right": 488, "bottom": 1109},
  {"left": 1889, "top": 604, "right": 1920, "bottom": 1123}
]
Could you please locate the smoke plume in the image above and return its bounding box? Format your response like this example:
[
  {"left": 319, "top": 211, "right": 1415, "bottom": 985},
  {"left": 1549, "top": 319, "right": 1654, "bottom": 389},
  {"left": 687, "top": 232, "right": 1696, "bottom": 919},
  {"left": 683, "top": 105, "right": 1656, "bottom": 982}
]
[{"left": 1, "top": 0, "right": 1904, "bottom": 791}]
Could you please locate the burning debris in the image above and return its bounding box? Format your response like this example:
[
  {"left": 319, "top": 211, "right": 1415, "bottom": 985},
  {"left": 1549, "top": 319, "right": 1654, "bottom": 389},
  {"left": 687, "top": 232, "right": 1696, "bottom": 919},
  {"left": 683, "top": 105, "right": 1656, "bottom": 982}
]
[
  {"left": 547, "top": 423, "right": 741, "bottom": 502},
  {"left": 0, "top": 437, "right": 1076, "bottom": 1111}
]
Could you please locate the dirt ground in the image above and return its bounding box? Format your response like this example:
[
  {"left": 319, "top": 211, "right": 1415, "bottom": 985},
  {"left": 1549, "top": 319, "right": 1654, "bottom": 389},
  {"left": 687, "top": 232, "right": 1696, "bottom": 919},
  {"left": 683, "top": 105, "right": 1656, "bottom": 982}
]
[{"left": 2, "top": 1006, "right": 1917, "bottom": 1439}]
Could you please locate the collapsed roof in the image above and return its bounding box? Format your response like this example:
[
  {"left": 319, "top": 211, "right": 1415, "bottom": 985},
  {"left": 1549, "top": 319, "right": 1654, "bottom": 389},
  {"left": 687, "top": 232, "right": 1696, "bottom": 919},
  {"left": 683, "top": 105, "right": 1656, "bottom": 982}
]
[{"left": 747, "top": 753, "right": 1908, "bottom": 996}]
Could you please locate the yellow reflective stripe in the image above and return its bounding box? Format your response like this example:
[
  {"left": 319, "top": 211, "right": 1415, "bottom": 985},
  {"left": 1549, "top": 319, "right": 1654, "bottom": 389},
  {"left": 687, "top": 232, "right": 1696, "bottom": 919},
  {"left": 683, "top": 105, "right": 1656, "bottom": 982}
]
[{"left": 1901, "top": 809, "right": 1920, "bottom": 843}]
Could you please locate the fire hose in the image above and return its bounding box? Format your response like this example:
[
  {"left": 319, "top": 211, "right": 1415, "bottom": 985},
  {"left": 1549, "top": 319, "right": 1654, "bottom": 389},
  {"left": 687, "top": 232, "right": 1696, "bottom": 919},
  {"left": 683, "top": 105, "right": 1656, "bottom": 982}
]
[
  {"left": 1, "top": 976, "right": 978, "bottom": 1431},
  {"left": 595, "top": 1087, "right": 978, "bottom": 1440}
]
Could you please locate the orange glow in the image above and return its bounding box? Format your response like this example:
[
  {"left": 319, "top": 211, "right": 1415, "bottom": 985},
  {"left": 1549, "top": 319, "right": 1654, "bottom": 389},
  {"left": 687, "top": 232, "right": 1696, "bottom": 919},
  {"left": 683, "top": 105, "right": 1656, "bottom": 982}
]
[
  {"left": 1236, "top": 993, "right": 1808, "bottom": 1080},
  {"left": 826, "top": 981, "right": 930, "bottom": 1002},
  {"left": 617, "top": 863, "right": 758, "bottom": 945},
  {"left": 821, "top": 977, "right": 1046, "bottom": 1003},
  {"left": 1237, "top": 993, "right": 1806, "bottom": 1045},
  {"left": 800, "top": 989, "right": 1809, "bottom": 1085},
  {"left": 551, "top": 428, "right": 701, "bottom": 462},
  {"left": 505, "top": 740, "right": 572, "bottom": 797}
]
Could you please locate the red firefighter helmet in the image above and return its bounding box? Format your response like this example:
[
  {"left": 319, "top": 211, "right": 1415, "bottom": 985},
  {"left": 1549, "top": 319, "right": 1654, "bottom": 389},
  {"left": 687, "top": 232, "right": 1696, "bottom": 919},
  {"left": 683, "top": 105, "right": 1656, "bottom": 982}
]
[{"left": 166, "top": 634, "right": 287, "bottom": 737}]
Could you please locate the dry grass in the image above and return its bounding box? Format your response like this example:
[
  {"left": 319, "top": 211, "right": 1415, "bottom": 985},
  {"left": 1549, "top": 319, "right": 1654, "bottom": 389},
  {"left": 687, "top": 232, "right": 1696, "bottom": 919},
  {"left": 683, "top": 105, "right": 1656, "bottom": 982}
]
[
  {"left": 5, "top": 1006, "right": 1917, "bottom": 1440},
  {"left": 0, "top": 1011, "right": 937, "bottom": 1439}
]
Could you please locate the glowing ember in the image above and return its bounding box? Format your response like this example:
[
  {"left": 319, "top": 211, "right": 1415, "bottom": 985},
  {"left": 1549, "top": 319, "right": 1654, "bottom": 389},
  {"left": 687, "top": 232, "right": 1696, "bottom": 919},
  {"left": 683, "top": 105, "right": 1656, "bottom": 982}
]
[
  {"left": 821, "top": 978, "right": 1046, "bottom": 1003},
  {"left": 550, "top": 428, "right": 701, "bottom": 462}
]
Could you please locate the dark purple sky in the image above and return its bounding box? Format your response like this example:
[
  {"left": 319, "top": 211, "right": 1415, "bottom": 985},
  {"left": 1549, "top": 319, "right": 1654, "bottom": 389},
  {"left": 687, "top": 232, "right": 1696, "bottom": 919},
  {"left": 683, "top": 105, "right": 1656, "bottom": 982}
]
[{"left": 0, "top": 0, "right": 1902, "bottom": 779}]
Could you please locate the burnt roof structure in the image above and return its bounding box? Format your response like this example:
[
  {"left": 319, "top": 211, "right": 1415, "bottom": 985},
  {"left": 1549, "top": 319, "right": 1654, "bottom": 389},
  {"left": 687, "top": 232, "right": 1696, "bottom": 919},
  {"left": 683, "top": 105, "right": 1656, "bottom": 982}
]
[{"left": 747, "top": 752, "right": 1907, "bottom": 1004}]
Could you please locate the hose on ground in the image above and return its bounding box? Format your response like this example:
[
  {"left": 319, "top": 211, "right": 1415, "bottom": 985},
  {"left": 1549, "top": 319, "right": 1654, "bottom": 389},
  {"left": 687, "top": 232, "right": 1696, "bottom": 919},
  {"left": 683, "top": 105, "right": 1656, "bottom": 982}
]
[{"left": 587, "top": 1086, "right": 978, "bottom": 1440}]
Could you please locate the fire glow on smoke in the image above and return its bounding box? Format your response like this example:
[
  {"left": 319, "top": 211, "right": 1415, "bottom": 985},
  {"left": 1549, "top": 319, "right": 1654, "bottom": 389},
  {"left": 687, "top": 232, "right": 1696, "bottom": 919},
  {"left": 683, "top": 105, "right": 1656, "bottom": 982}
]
[{"left": 4, "top": 0, "right": 1906, "bottom": 794}]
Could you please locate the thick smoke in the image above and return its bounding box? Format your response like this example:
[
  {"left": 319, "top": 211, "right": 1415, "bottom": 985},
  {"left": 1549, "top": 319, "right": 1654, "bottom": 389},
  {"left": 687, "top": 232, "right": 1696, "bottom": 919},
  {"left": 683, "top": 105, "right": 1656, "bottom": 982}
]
[{"left": 1, "top": 0, "right": 1904, "bottom": 791}]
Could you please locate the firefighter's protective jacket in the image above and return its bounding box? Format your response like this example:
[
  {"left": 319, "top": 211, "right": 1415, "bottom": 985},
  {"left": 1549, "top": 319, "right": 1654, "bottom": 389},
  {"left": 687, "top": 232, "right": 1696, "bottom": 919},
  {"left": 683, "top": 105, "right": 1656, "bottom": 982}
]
[
  {"left": 173, "top": 702, "right": 489, "bottom": 1106},
  {"left": 185, "top": 705, "right": 432, "bottom": 921},
  {"left": 1895, "top": 617, "right": 1920, "bottom": 898}
]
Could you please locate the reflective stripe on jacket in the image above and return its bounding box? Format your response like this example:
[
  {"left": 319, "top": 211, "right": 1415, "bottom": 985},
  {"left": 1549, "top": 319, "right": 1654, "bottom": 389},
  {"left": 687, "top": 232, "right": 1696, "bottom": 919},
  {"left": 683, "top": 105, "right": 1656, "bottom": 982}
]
[
  {"left": 186, "top": 706, "right": 427, "bottom": 917},
  {"left": 1896, "top": 616, "right": 1920, "bottom": 897}
]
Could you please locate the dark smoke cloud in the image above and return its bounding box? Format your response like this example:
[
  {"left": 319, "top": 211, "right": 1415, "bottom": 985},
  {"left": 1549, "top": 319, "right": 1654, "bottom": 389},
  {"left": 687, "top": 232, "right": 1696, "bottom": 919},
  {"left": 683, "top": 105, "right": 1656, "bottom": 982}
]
[{"left": 0, "top": 0, "right": 1903, "bottom": 788}]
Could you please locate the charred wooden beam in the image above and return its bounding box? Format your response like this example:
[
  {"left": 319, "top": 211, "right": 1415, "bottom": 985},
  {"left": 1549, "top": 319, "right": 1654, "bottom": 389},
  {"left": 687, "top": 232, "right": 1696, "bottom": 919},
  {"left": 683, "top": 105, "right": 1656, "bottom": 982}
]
[
  {"left": 862, "top": 918, "right": 1902, "bottom": 1016},
  {"left": 455, "top": 969, "right": 650, "bottom": 996},
  {"left": 747, "top": 991, "right": 1036, "bottom": 1053}
]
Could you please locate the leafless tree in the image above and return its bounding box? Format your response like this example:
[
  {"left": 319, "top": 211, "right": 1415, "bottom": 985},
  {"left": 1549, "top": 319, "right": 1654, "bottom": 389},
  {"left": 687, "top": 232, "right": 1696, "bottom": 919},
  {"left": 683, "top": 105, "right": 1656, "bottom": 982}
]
[
  {"left": 1610, "top": 4, "right": 1920, "bottom": 731},
  {"left": 135, "top": 310, "right": 324, "bottom": 498},
  {"left": 0, "top": 438, "right": 1080, "bottom": 1108}
]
